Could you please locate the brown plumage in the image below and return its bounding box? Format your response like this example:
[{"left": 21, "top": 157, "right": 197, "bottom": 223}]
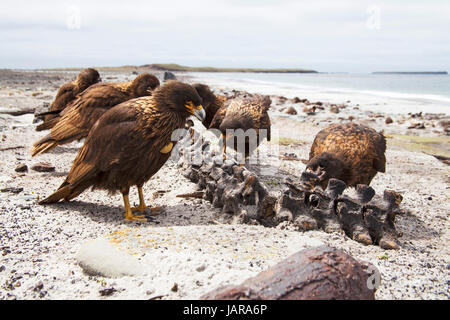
[
  {"left": 31, "top": 73, "right": 160, "bottom": 156},
  {"left": 209, "top": 95, "right": 271, "bottom": 158},
  {"left": 191, "top": 83, "right": 226, "bottom": 128},
  {"left": 38, "top": 80, "right": 205, "bottom": 222},
  {"left": 305, "top": 122, "right": 386, "bottom": 189},
  {"left": 37, "top": 68, "right": 101, "bottom": 131}
]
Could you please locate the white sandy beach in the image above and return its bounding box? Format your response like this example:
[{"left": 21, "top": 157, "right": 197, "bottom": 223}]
[{"left": 0, "top": 70, "right": 449, "bottom": 300}]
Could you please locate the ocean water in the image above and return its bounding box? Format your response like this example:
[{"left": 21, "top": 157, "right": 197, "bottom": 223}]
[{"left": 189, "top": 72, "right": 450, "bottom": 115}]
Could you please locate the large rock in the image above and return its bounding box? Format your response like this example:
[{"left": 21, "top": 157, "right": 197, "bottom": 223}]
[
  {"left": 201, "top": 246, "right": 376, "bottom": 300},
  {"left": 163, "top": 71, "right": 177, "bottom": 81},
  {"left": 77, "top": 238, "right": 145, "bottom": 278}
]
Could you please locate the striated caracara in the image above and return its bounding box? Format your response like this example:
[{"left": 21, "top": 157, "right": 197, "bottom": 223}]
[
  {"left": 191, "top": 83, "right": 226, "bottom": 129},
  {"left": 304, "top": 122, "right": 386, "bottom": 189},
  {"left": 37, "top": 68, "right": 101, "bottom": 131},
  {"left": 38, "top": 80, "right": 205, "bottom": 222},
  {"left": 31, "top": 73, "right": 160, "bottom": 156},
  {"left": 209, "top": 95, "right": 271, "bottom": 159}
]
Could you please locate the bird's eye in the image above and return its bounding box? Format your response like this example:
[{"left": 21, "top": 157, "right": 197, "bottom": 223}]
[{"left": 184, "top": 100, "right": 202, "bottom": 113}]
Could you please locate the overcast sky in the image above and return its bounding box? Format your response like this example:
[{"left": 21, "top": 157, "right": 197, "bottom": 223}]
[{"left": 1, "top": 0, "right": 449, "bottom": 72}]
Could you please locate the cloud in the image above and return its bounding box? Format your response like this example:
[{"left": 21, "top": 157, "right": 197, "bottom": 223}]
[{"left": 0, "top": 0, "right": 448, "bottom": 71}]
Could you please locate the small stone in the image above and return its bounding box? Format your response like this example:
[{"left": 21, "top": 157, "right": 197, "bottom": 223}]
[
  {"left": 0, "top": 187, "right": 23, "bottom": 194},
  {"left": 171, "top": 283, "right": 178, "bottom": 292},
  {"left": 330, "top": 106, "right": 340, "bottom": 114},
  {"left": 407, "top": 122, "right": 425, "bottom": 129},
  {"left": 196, "top": 264, "right": 206, "bottom": 272},
  {"left": 164, "top": 71, "right": 177, "bottom": 81},
  {"left": 30, "top": 162, "right": 55, "bottom": 172},
  {"left": 385, "top": 117, "right": 393, "bottom": 124},
  {"left": 15, "top": 163, "right": 28, "bottom": 173},
  {"left": 33, "top": 281, "right": 44, "bottom": 292},
  {"left": 285, "top": 106, "right": 297, "bottom": 115},
  {"left": 195, "top": 280, "right": 203, "bottom": 287},
  {"left": 99, "top": 287, "right": 117, "bottom": 296}
]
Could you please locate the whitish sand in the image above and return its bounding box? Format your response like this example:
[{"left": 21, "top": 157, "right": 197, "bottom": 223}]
[{"left": 0, "top": 70, "right": 449, "bottom": 300}]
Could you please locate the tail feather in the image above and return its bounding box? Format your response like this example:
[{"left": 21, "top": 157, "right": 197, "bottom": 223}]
[
  {"left": 37, "top": 109, "right": 61, "bottom": 117},
  {"left": 36, "top": 117, "right": 60, "bottom": 132},
  {"left": 38, "top": 183, "right": 72, "bottom": 204},
  {"left": 31, "top": 134, "right": 59, "bottom": 157}
]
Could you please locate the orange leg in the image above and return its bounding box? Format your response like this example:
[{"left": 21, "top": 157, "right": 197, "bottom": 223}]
[
  {"left": 131, "top": 186, "right": 162, "bottom": 216},
  {"left": 122, "top": 192, "right": 147, "bottom": 222}
]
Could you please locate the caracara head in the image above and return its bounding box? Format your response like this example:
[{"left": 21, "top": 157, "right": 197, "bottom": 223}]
[
  {"left": 305, "top": 152, "right": 349, "bottom": 189},
  {"left": 78, "top": 68, "right": 101, "bottom": 89},
  {"left": 192, "top": 83, "right": 216, "bottom": 110},
  {"left": 154, "top": 80, "right": 205, "bottom": 122},
  {"left": 132, "top": 73, "right": 161, "bottom": 97}
]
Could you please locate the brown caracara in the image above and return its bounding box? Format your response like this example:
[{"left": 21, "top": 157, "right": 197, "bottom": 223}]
[
  {"left": 31, "top": 73, "right": 160, "bottom": 156},
  {"left": 304, "top": 122, "right": 386, "bottom": 189},
  {"left": 38, "top": 80, "right": 205, "bottom": 222},
  {"left": 37, "top": 68, "right": 101, "bottom": 131},
  {"left": 209, "top": 95, "right": 271, "bottom": 159},
  {"left": 191, "top": 83, "right": 226, "bottom": 128}
]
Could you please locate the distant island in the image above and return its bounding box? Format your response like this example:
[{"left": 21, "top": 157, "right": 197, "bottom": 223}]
[
  {"left": 42, "top": 63, "right": 318, "bottom": 74},
  {"left": 144, "top": 64, "right": 318, "bottom": 73},
  {"left": 372, "top": 71, "right": 448, "bottom": 75}
]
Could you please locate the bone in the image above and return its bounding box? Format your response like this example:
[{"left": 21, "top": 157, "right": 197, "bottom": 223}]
[
  {"left": 178, "top": 128, "right": 404, "bottom": 249},
  {"left": 356, "top": 184, "right": 376, "bottom": 204},
  {"left": 325, "top": 178, "right": 347, "bottom": 199}
]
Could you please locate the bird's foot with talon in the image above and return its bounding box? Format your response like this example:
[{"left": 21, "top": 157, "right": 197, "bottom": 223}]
[
  {"left": 131, "top": 205, "right": 163, "bottom": 216},
  {"left": 124, "top": 211, "right": 147, "bottom": 222},
  {"left": 131, "top": 204, "right": 149, "bottom": 213},
  {"left": 148, "top": 206, "right": 163, "bottom": 216}
]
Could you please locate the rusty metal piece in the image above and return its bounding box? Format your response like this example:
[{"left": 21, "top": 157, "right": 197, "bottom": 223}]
[{"left": 201, "top": 246, "right": 376, "bottom": 300}]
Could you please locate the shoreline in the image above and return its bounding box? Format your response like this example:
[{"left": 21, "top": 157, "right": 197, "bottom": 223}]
[{"left": 186, "top": 72, "right": 450, "bottom": 116}]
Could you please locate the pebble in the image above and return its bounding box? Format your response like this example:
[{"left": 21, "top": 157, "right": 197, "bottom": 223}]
[
  {"left": 15, "top": 163, "right": 28, "bottom": 172},
  {"left": 30, "top": 162, "right": 55, "bottom": 172},
  {"left": 99, "top": 288, "right": 117, "bottom": 296},
  {"left": 285, "top": 106, "right": 297, "bottom": 115}
]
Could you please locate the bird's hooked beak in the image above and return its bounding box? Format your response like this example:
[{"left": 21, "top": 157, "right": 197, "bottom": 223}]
[
  {"left": 306, "top": 166, "right": 327, "bottom": 181},
  {"left": 193, "top": 107, "right": 206, "bottom": 122},
  {"left": 185, "top": 101, "right": 205, "bottom": 122}
]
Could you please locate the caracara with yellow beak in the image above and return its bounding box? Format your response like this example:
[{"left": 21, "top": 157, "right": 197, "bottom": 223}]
[
  {"left": 37, "top": 68, "right": 101, "bottom": 131},
  {"left": 32, "top": 73, "right": 160, "bottom": 155},
  {"left": 38, "top": 80, "right": 205, "bottom": 222}
]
